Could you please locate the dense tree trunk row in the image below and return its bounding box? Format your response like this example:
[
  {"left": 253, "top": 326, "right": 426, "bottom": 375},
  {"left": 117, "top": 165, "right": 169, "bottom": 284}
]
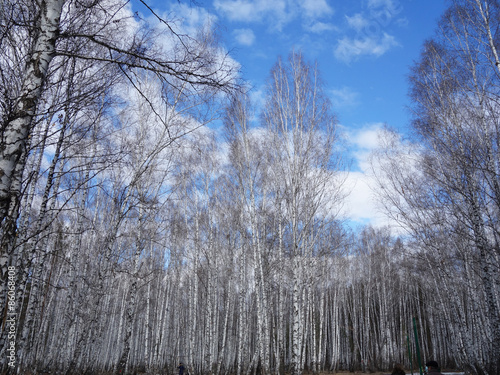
[
  {"left": 1, "top": 48, "right": 494, "bottom": 374},
  {"left": 3, "top": 200, "right": 488, "bottom": 375},
  {"left": 370, "top": 2, "right": 500, "bottom": 375}
]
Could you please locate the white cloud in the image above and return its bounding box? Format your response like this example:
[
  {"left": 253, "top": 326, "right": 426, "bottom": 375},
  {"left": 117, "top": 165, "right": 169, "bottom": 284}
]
[
  {"left": 343, "top": 123, "right": 385, "bottom": 175},
  {"left": 334, "top": 0, "right": 405, "bottom": 63},
  {"left": 346, "top": 13, "right": 369, "bottom": 32},
  {"left": 147, "top": 3, "right": 241, "bottom": 86},
  {"left": 330, "top": 86, "right": 359, "bottom": 109},
  {"left": 306, "top": 21, "right": 336, "bottom": 34},
  {"left": 214, "top": 0, "right": 287, "bottom": 25},
  {"left": 339, "top": 124, "right": 419, "bottom": 233},
  {"left": 249, "top": 86, "right": 266, "bottom": 114},
  {"left": 368, "top": 0, "right": 391, "bottom": 7},
  {"left": 349, "top": 124, "right": 383, "bottom": 151},
  {"left": 300, "top": 0, "right": 334, "bottom": 19},
  {"left": 395, "top": 17, "right": 409, "bottom": 27},
  {"left": 233, "top": 28, "right": 255, "bottom": 46},
  {"left": 342, "top": 171, "right": 381, "bottom": 223},
  {"left": 340, "top": 124, "right": 400, "bottom": 228},
  {"left": 213, "top": 0, "right": 260, "bottom": 22},
  {"left": 165, "top": 3, "right": 218, "bottom": 36},
  {"left": 334, "top": 32, "right": 399, "bottom": 63},
  {"left": 367, "top": 0, "right": 402, "bottom": 16},
  {"left": 214, "top": 0, "right": 335, "bottom": 33}
]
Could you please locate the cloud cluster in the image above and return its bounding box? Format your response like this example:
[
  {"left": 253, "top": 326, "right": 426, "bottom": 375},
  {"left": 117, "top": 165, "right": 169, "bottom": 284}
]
[
  {"left": 330, "top": 86, "right": 360, "bottom": 109},
  {"left": 214, "top": 0, "right": 287, "bottom": 24},
  {"left": 334, "top": 0, "right": 404, "bottom": 63},
  {"left": 233, "top": 28, "right": 256, "bottom": 46},
  {"left": 213, "top": 0, "right": 406, "bottom": 62},
  {"left": 213, "top": 0, "right": 335, "bottom": 43},
  {"left": 342, "top": 124, "right": 396, "bottom": 229},
  {"left": 334, "top": 30, "right": 399, "bottom": 63}
]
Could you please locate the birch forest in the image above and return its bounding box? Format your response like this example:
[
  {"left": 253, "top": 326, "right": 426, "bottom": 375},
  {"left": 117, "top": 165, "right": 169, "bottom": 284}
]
[{"left": 1, "top": 1, "right": 499, "bottom": 375}]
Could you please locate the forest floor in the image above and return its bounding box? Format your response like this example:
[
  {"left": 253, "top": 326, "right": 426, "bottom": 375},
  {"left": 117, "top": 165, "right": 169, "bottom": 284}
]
[
  {"left": 328, "top": 370, "right": 465, "bottom": 375},
  {"left": 331, "top": 372, "right": 465, "bottom": 375}
]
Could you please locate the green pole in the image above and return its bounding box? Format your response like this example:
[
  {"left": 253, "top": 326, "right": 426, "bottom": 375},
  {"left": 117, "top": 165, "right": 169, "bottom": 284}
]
[
  {"left": 413, "top": 317, "right": 423, "bottom": 375},
  {"left": 407, "top": 334, "right": 414, "bottom": 375}
]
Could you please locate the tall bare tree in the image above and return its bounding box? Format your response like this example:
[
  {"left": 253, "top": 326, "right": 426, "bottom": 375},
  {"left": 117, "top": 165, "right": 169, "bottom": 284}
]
[
  {"left": 0, "top": 0, "right": 238, "bottom": 328},
  {"left": 371, "top": 1, "right": 500, "bottom": 373},
  {"left": 262, "top": 51, "right": 345, "bottom": 375}
]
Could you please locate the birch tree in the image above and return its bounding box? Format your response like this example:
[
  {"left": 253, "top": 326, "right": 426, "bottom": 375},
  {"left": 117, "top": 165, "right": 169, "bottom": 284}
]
[
  {"left": 370, "top": 2, "right": 500, "bottom": 373},
  {"left": 225, "top": 92, "right": 274, "bottom": 375},
  {"left": 0, "top": 0, "right": 238, "bottom": 334},
  {"left": 262, "top": 51, "right": 345, "bottom": 375}
]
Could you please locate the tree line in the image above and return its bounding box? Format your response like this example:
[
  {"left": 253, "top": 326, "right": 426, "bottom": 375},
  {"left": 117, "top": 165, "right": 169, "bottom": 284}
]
[{"left": 1, "top": 1, "right": 499, "bottom": 375}]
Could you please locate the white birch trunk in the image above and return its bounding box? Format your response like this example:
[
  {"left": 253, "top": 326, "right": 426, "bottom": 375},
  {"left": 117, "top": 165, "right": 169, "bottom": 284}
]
[
  {"left": 0, "top": 0, "right": 65, "bottom": 289},
  {"left": 216, "top": 277, "right": 232, "bottom": 375},
  {"left": 188, "top": 220, "right": 199, "bottom": 372},
  {"left": 291, "top": 257, "right": 302, "bottom": 375},
  {"left": 144, "top": 261, "right": 152, "bottom": 372},
  {"left": 236, "top": 241, "right": 247, "bottom": 375}
]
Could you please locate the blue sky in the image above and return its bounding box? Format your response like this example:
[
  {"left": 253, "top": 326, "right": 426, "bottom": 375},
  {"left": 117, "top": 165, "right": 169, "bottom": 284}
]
[
  {"left": 133, "top": 0, "right": 448, "bottom": 229},
  {"left": 204, "top": 0, "right": 446, "bottom": 131}
]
